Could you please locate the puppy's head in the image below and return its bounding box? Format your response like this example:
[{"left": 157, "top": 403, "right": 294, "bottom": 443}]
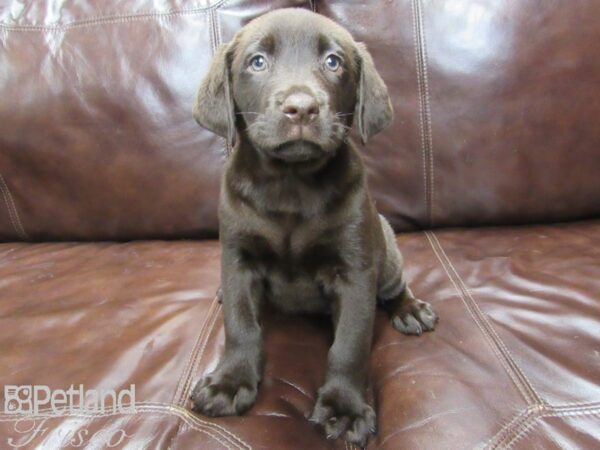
[{"left": 194, "top": 8, "right": 393, "bottom": 164}]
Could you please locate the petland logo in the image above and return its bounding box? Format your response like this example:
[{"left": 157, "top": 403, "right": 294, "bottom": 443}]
[{"left": 4, "top": 384, "right": 136, "bottom": 415}]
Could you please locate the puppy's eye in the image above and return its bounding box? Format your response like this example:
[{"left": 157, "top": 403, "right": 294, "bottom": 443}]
[
  {"left": 325, "top": 54, "right": 341, "bottom": 72},
  {"left": 249, "top": 55, "right": 267, "bottom": 72}
]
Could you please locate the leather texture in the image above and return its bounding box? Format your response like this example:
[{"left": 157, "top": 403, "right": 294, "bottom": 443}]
[
  {"left": 2, "top": 0, "right": 600, "bottom": 240},
  {"left": 0, "top": 221, "right": 598, "bottom": 448},
  {"left": 0, "top": 1, "right": 599, "bottom": 449}
]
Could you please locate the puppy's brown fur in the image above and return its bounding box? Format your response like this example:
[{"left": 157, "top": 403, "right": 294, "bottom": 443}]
[{"left": 190, "top": 9, "right": 437, "bottom": 446}]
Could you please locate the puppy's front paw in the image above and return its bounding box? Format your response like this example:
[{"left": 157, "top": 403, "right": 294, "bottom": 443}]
[
  {"left": 392, "top": 297, "right": 438, "bottom": 335},
  {"left": 190, "top": 367, "right": 258, "bottom": 417},
  {"left": 309, "top": 382, "right": 376, "bottom": 448}
]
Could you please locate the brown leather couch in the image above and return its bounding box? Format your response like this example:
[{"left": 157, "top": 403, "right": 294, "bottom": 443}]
[{"left": 1, "top": 1, "right": 599, "bottom": 449}]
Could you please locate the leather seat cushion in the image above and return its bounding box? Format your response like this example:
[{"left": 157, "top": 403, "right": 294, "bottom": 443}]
[{"left": 0, "top": 220, "right": 598, "bottom": 448}]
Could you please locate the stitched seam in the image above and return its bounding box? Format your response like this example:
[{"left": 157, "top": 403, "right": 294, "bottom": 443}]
[
  {"left": 425, "top": 231, "right": 537, "bottom": 405},
  {"left": 551, "top": 402, "right": 600, "bottom": 412},
  {"left": 431, "top": 232, "right": 544, "bottom": 404},
  {"left": 215, "top": 7, "right": 223, "bottom": 54},
  {"left": 412, "top": 0, "right": 428, "bottom": 229},
  {"left": 209, "top": 8, "right": 217, "bottom": 54},
  {"left": 183, "top": 301, "right": 222, "bottom": 400},
  {"left": 0, "top": 402, "right": 246, "bottom": 448},
  {"left": 454, "top": 268, "right": 543, "bottom": 405},
  {"left": 0, "top": 174, "right": 20, "bottom": 238},
  {"left": 155, "top": 401, "right": 248, "bottom": 450},
  {"left": 421, "top": 5, "right": 434, "bottom": 227},
  {"left": 484, "top": 402, "right": 600, "bottom": 448},
  {"left": 482, "top": 408, "right": 533, "bottom": 449},
  {"left": 483, "top": 407, "right": 538, "bottom": 450},
  {"left": 502, "top": 414, "right": 540, "bottom": 450},
  {"left": 483, "top": 404, "right": 600, "bottom": 448},
  {"left": 417, "top": 0, "right": 434, "bottom": 226},
  {"left": 0, "top": 173, "right": 28, "bottom": 240},
  {"left": 546, "top": 408, "right": 600, "bottom": 417},
  {"left": 180, "top": 300, "right": 221, "bottom": 403},
  {"left": 0, "top": 403, "right": 240, "bottom": 450},
  {"left": 173, "top": 294, "right": 219, "bottom": 405},
  {"left": 427, "top": 234, "right": 600, "bottom": 449},
  {"left": 427, "top": 231, "right": 543, "bottom": 405},
  {"left": 172, "top": 323, "right": 204, "bottom": 406},
  {"left": 0, "top": 1, "right": 229, "bottom": 32},
  {"left": 0, "top": 412, "right": 234, "bottom": 450},
  {"left": 500, "top": 406, "right": 600, "bottom": 450},
  {"left": 412, "top": 0, "right": 434, "bottom": 227}
]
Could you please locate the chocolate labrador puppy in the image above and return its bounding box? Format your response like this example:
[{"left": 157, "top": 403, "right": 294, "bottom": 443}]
[{"left": 190, "top": 8, "right": 437, "bottom": 446}]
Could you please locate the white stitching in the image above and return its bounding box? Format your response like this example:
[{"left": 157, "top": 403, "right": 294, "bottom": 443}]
[
  {"left": 2, "top": 414, "right": 235, "bottom": 450},
  {"left": 173, "top": 295, "right": 219, "bottom": 405},
  {"left": 501, "top": 405, "right": 600, "bottom": 450},
  {"left": 412, "top": 0, "right": 434, "bottom": 227},
  {"left": 484, "top": 403, "right": 600, "bottom": 449},
  {"left": 424, "top": 231, "right": 537, "bottom": 404},
  {"left": 215, "top": 4, "right": 223, "bottom": 49},
  {"left": 28, "top": 403, "right": 245, "bottom": 450},
  {"left": 0, "top": 405, "right": 236, "bottom": 449},
  {"left": 427, "top": 232, "right": 543, "bottom": 405},
  {"left": 482, "top": 407, "right": 537, "bottom": 450},
  {"left": 502, "top": 414, "right": 539, "bottom": 450},
  {"left": 155, "top": 402, "right": 250, "bottom": 450},
  {"left": 552, "top": 401, "right": 600, "bottom": 411},
  {"left": 0, "top": 401, "right": 251, "bottom": 450},
  {"left": 420, "top": 3, "right": 435, "bottom": 227},
  {"left": 182, "top": 299, "right": 221, "bottom": 401},
  {"left": 0, "top": 1, "right": 229, "bottom": 32},
  {"left": 183, "top": 301, "right": 222, "bottom": 399},
  {"left": 0, "top": 173, "right": 28, "bottom": 240},
  {"left": 411, "top": 0, "right": 429, "bottom": 228},
  {"left": 447, "top": 262, "right": 543, "bottom": 404},
  {"left": 209, "top": 8, "right": 217, "bottom": 55}
]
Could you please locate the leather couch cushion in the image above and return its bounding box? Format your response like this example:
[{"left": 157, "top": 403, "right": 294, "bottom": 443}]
[
  {"left": 321, "top": 0, "right": 600, "bottom": 229},
  {"left": 2, "top": 1, "right": 600, "bottom": 240},
  {"left": 0, "top": 0, "right": 314, "bottom": 241},
  {"left": 1, "top": 220, "right": 598, "bottom": 448}
]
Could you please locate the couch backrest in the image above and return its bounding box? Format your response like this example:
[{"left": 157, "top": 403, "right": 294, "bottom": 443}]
[{"left": 1, "top": 0, "right": 599, "bottom": 241}]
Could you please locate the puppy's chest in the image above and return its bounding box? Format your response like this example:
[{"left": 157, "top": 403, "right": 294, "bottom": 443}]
[
  {"left": 235, "top": 228, "right": 345, "bottom": 312},
  {"left": 237, "top": 227, "right": 344, "bottom": 275}
]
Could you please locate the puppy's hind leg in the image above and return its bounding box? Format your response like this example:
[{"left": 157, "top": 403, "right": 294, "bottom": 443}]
[{"left": 377, "top": 215, "right": 438, "bottom": 336}]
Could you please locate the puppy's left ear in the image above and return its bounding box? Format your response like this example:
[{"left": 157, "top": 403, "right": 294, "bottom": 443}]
[
  {"left": 355, "top": 43, "right": 393, "bottom": 144},
  {"left": 193, "top": 42, "right": 236, "bottom": 148}
]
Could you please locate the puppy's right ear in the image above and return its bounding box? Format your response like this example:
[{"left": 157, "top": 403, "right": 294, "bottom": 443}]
[{"left": 193, "top": 42, "right": 236, "bottom": 148}]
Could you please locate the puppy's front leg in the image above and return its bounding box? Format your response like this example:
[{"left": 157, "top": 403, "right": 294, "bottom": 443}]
[
  {"left": 310, "top": 270, "right": 377, "bottom": 447},
  {"left": 191, "top": 248, "right": 264, "bottom": 416}
]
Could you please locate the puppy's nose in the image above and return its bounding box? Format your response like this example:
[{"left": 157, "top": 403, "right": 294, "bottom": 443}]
[{"left": 282, "top": 92, "right": 319, "bottom": 123}]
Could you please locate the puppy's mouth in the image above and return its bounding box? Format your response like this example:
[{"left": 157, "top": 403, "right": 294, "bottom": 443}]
[{"left": 270, "top": 140, "right": 324, "bottom": 162}]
